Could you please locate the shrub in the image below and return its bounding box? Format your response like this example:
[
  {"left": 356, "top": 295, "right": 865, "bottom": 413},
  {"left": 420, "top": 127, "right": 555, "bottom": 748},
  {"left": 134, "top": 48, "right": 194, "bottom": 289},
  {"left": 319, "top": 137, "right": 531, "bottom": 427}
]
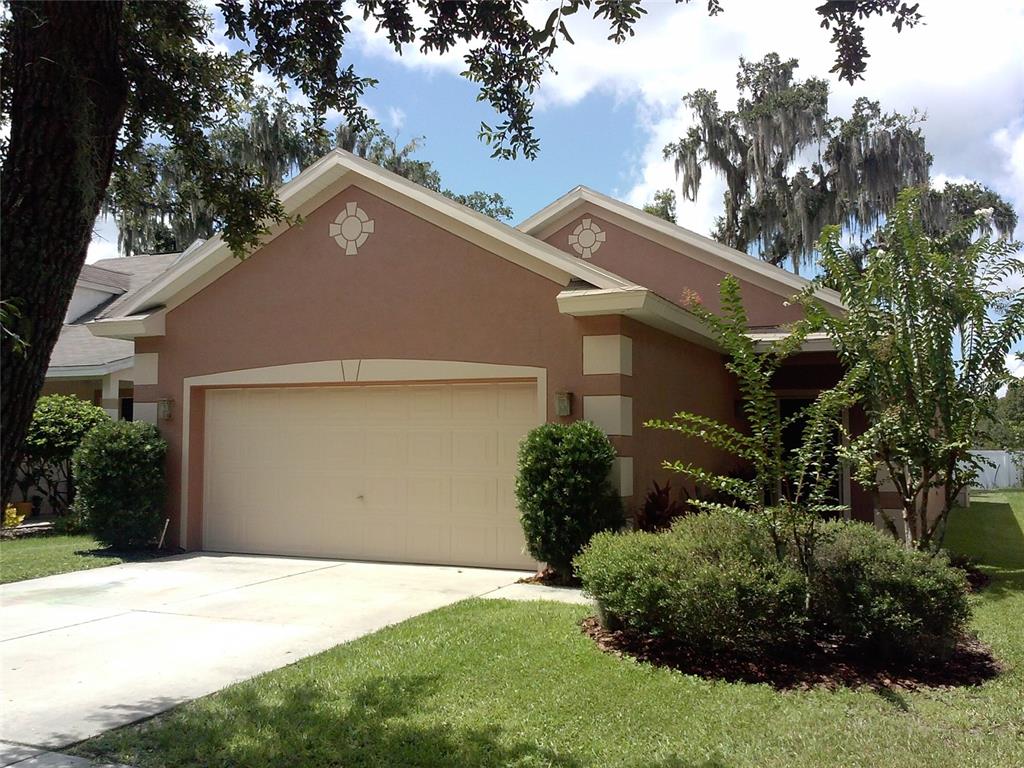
[
  {"left": 811, "top": 521, "right": 970, "bottom": 661},
  {"left": 73, "top": 420, "right": 168, "bottom": 549},
  {"left": 633, "top": 480, "right": 687, "bottom": 532},
  {"left": 21, "top": 395, "right": 109, "bottom": 514},
  {"left": 516, "top": 420, "right": 624, "bottom": 577},
  {"left": 575, "top": 511, "right": 808, "bottom": 657}
]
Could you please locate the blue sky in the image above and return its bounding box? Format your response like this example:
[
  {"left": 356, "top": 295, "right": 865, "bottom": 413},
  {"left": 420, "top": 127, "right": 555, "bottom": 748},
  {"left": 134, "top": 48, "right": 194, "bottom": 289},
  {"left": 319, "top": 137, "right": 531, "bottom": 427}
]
[
  {"left": 87, "top": 0, "right": 1024, "bottom": 320},
  {"left": 83, "top": 0, "right": 1024, "bottom": 379}
]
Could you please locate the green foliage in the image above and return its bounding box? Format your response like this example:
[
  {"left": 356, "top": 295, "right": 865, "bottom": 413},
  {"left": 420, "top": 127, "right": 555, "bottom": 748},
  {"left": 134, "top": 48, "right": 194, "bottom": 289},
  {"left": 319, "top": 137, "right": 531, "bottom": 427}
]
[
  {"left": 810, "top": 188, "right": 1024, "bottom": 549},
  {"left": 647, "top": 275, "right": 862, "bottom": 577},
  {"left": 664, "top": 54, "right": 1015, "bottom": 272},
  {"left": 977, "top": 378, "right": 1024, "bottom": 459},
  {"left": 641, "top": 189, "right": 677, "bottom": 223},
  {"left": 575, "top": 511, "right": 809, "bottom": 656},
  {"left": 633, "top": 479, "right": 688, "bottom": 531},
  {"left": 73, "top": 421, "right": 167, "bottom": 550},
  {"left": 515, "top": 421, "right": 624, "bottom": 576},
  {"left": 811, "top": 520, "right": 970, "bottom": 661},
  {"left": 21, "top": 396, "right": 109, "bottom": 515},
  {"left": 106, "top": 92, "right": 516, "bottom": 256}
]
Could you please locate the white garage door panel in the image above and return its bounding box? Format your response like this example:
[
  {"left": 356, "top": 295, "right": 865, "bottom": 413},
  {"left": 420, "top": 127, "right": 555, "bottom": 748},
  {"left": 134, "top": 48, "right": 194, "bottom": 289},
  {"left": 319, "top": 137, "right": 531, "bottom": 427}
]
[{"left": 203, "top": 382, "right": 537, "bottom": 569}]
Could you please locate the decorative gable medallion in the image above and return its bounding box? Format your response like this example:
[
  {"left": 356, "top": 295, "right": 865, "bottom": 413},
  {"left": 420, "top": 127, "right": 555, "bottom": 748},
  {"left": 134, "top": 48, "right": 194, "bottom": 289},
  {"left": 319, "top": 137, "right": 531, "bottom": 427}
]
[
  {"left": 330, "top": 202, "right": 375, "bottom": 255},
  {"left": 569, "top": 218, "right": 605, "bottom": 259}
]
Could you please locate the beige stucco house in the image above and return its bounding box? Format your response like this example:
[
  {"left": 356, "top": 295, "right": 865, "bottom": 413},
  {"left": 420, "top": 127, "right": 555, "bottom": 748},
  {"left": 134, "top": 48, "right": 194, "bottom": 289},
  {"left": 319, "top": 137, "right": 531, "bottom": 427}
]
[{"left": 69, "top": 149, "right": 871, "bottom": 569}]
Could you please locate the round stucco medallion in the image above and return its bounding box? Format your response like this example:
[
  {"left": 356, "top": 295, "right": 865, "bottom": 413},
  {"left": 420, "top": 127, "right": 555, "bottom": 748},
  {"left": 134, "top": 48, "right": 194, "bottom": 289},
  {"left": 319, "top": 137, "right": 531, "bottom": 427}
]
[
  {"left": 329, "top": 202, "right": 376, "bottom": 255},
  {"left": 569, "top": 218, "right": 606, "bottom": 259}
]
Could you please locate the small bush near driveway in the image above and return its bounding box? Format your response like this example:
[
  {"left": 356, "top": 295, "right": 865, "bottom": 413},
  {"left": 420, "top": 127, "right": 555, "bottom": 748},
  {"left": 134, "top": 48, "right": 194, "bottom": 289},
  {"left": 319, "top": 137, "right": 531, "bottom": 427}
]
[
  {"left": 576, "top": 510, "right": 807, "bottom": 657},
  {"left": 73, "top": 421, "right": 168, "bottom": 549},
  {"left": 515, "top": 420, "right": 624, "bottom": 578}
]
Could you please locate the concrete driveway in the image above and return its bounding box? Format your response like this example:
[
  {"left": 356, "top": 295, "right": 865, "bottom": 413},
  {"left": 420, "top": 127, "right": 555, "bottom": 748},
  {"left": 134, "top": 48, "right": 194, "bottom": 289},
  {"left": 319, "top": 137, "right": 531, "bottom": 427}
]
[{"left": 0, "top": 553, "right": 527, "bottom": 751}]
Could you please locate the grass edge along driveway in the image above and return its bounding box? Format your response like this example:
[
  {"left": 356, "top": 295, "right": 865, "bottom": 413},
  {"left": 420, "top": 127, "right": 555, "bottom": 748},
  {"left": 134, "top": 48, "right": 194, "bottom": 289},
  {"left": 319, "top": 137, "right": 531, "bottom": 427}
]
[{"left": 76, "top": 490, "right": 1024, "bottom": 768}]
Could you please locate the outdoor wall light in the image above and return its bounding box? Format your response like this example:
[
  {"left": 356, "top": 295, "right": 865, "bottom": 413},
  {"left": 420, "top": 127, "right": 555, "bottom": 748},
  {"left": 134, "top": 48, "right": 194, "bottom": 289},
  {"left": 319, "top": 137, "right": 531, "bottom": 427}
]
[
  {"left": 555, "top": 391, "right": 573, "bottom": 417},
  {"left": 157, "top": 398, "right": 174, "bottom": 421}
]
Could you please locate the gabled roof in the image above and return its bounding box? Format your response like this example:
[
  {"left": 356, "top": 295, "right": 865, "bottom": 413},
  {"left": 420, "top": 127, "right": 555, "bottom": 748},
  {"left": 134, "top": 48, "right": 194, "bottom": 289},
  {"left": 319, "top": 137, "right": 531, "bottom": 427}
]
[
  {"left": 77, "top": 264, "right": 130, "bottom": 294},
  {"left": 517, "top": 185, "right": 844, "bottom": 311},
  {"left": 47, "top": 252, "right": 183, "bottom": 376},
  {"left": 89, "top": 151, "right": 640, "bottom": 339}
]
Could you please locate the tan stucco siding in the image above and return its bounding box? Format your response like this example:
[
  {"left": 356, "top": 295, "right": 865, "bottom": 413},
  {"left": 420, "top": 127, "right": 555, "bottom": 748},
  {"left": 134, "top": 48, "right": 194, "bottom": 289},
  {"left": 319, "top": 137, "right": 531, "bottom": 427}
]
[
  {"left": 135, "top": 185, "right": 595, "bottom": 549},
  {"left": 544, "top": 211, "right": 807, "bottom": 327}
]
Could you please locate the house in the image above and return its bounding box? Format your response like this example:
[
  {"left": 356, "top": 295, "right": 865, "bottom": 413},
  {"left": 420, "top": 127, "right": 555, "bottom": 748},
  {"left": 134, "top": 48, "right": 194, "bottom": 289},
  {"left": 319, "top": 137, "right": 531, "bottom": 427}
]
[
  {"left": 77, "top": 149, "right": 873, "bottom": 569},
  {"left": 44, "top": 252, "right": 185, "bottom": 418}
]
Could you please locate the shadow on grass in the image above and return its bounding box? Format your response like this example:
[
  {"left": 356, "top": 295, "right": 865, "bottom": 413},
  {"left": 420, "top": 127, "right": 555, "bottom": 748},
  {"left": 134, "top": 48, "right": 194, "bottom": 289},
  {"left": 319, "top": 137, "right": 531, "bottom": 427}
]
[
  {"left": 75, "top": 675, "right": 736, "bottom": 768},
  {"left": 947, "top": 495, "right": 1024, "bottom": 605},
  {"left": 80, "top": 675, "right": 592, "bottom": 768},
  {"left": 73, "top": 545, "right": 166, "bottom": 563}
]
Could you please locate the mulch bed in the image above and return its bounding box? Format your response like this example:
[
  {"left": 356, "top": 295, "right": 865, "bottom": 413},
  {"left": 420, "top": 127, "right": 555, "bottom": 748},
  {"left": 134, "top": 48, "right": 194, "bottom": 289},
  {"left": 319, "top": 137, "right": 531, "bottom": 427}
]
[
  {"left": 581, "top": 616, "right": 1002, "bottom": 691},
  {"left": 960, "top": 563, "right": 992, "bottom": 592},
  {"left": 518, "top": 568, "right": 581, "bottom": 588}
]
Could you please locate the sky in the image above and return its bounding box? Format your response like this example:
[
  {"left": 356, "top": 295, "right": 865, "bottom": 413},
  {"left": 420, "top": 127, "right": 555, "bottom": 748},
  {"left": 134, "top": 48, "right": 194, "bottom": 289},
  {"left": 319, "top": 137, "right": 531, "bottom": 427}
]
[{"left": 84, "top": 0, "right": 1024, "bottom": 375}]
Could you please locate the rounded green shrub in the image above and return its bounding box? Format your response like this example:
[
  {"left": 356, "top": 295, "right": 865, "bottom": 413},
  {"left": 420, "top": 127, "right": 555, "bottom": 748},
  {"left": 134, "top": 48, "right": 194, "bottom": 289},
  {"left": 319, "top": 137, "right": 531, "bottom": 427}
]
[
  {"left": 811, "top": 520, "right": 970, "bottom": 662},
  {"left": 575, "top": 511, "right": 808, "bottom": 656},
  {"left": 21, "top": 395, "right": 110, "bottom": 514},
  {"left": 515, "top": 420, "right": 624, "bottom": 576},
  {"left": 73, "top": 420, "right": 168, "bottom": 549}
]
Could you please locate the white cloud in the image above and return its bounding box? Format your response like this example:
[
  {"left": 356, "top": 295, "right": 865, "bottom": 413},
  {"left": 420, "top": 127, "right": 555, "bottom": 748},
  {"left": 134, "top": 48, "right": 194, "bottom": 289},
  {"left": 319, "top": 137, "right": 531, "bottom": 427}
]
[
  {"left": 86, "top": 215, "right": 119, "bottom": 264},
  {"left": 387, "top": 106, "right": 406, "bottom": 131},
  {"left": 350, "top": 0, "right": 1024, "bottom": 238}
]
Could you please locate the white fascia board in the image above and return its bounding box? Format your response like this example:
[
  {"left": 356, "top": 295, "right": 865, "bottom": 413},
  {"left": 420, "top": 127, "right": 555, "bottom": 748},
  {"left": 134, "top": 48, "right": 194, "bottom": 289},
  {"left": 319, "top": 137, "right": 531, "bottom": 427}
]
[
  {"left": 114, "top": 152, "right": 634, "bottom": 320},
  {"left": 46, "top": 357, "right": 134, "bottom": 380},
  {"left": 75, "top": 279, "right": 126, "bottom": 296},
  {"left": 521, "top": 187, "right": 845, "bottom": 311},
  {"left": 749, "top": 331, "right": 834, "bottom": 353},
  {"left": 557, "top": 287, "right": 718, "bottom": 349},
  {"left": 86, "top": 312, "right": 165, "bottom": 340}
]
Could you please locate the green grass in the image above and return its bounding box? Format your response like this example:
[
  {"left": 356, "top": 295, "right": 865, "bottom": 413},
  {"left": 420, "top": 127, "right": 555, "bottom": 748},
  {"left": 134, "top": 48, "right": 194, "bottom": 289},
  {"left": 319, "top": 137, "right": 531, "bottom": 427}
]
[
  {"left": 0, "top": 534, "right": 144, "bottom": 583},
  {"left": 76, "top": 491, "right": 1024, "bottom": 768}
]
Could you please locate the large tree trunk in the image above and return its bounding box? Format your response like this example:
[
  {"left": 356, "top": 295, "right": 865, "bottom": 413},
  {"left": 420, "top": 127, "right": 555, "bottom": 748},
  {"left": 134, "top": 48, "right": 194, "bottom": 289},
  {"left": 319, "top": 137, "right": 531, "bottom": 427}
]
[{"left": 1, "top": 1, "right": 128, "bottom": 507}]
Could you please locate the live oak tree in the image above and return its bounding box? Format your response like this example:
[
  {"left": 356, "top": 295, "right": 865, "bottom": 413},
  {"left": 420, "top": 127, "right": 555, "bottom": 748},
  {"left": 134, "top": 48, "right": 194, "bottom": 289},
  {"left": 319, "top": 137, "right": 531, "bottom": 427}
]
[
  {"left": 106, "top": 90, "right": 515, "bottom": 256},
  {"left": 0, "top": 0, "right": 929, "bottom": 504},
  {"left": 809, "top": 189, "right": 1024, "bottom": 551},
  {"left": 665, "top": 54, "right": 1017, "bottom": 272},
  {"left": 642, "top": 188, "right": 677, "bottom": 223}
]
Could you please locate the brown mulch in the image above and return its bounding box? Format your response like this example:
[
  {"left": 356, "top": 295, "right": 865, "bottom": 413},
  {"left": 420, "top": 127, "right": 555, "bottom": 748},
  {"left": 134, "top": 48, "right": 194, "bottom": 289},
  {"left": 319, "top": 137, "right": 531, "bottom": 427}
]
[
  {"left": 517, "top": 568, "right": 581, "bottom": 588},
  {"left": 581, "top": 616, "right": 1002, "bottom": 691},
  {"left": 960, "top": 563, "right": 992, "bottom": 592}
]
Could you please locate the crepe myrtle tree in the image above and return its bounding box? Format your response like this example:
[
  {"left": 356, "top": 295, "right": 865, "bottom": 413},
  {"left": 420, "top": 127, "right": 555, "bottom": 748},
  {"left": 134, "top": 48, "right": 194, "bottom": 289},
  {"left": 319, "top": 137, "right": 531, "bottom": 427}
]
[
  {"left": 0, "top": 0, "right": 925, "bottom": 507},
  {"left": 806, "top": 188, "right": 1024, "bottom": 551},
  {"left": 647, "top": 276, "right": 864, "bottom": 585}
]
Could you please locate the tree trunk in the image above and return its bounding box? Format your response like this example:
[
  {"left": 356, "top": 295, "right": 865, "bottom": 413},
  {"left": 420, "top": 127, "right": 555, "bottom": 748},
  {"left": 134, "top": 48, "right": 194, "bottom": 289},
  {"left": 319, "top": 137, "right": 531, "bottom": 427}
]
[{"left": 1, "top": 1, "right": 128, "bottom": 507}]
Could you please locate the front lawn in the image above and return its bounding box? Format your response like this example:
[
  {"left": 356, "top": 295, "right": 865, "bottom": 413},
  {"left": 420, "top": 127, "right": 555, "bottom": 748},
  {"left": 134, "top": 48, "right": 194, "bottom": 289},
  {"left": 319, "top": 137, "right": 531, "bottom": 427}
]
[
  {"left": 76, "top": 491, "right": 1024, "bottom": 768},
  {"left": 0, "top": 534, "right": 154, "bottom": 584}
]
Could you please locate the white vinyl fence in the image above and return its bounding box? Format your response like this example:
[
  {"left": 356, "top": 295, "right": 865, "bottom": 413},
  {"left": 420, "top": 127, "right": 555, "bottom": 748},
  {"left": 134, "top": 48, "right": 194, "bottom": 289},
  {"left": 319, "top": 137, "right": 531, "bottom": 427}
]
[{"left": 970, "top": 450, "right": 1023, "bottom": 489}]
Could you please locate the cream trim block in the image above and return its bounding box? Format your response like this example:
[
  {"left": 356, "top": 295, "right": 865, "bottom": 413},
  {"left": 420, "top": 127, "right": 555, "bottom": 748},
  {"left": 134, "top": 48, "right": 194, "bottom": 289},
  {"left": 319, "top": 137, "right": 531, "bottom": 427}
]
[
  {"left": 583, "top": 395, "right": 633, "bottom": 436},
  {"left": 133, "top": 353, "right": 159, "bottom": 386},
  {"left": 583, "top": 335, "right": 633, "bottom": 376},
  {"left": 610, "top": 457, "right": 634, "bottom": 497},
  {"left": 134, "top": 402, "right": 159, "bottom": 425}
]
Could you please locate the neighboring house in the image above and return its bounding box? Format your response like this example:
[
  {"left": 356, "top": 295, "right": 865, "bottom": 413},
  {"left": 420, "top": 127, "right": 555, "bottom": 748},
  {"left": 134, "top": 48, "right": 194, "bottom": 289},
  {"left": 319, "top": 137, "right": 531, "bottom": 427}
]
[
  {"left": 44, "top": 253, "right": 184, "bottom": 419},
  {"left": 72, "top": 149, "right": 873, "bottom": 569}
]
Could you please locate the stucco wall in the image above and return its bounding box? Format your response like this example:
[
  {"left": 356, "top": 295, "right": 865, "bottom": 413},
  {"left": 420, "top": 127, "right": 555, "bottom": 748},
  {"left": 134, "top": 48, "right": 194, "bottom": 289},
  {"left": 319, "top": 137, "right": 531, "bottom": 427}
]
[
  {"left": 136, "top": 184, "right": 605, "bottom": 548},
  {"left": 542, "top": 210, "right": 807, "bottom": 327},
  {"left": 40, "top": 379, "right": 101, "bottom": 402}
]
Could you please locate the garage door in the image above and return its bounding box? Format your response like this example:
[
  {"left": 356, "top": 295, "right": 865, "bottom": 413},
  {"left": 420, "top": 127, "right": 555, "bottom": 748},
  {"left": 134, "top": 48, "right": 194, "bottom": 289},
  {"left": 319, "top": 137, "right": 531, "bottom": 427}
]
[{"left": 202, "top": 381, "right": 538, "bottom": 569}]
